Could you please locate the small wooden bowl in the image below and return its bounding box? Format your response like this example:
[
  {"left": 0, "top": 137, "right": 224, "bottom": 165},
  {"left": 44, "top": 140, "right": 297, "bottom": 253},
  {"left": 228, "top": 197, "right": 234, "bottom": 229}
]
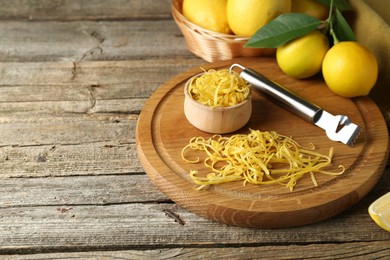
[{"left": 184, "top": 74, "right": 252, "bottom": 134}]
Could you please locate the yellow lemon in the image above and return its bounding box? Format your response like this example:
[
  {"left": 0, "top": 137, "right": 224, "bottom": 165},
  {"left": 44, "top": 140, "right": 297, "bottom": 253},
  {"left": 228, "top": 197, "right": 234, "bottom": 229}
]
[
  {"left": 182, "top": 0, "right": 231, "bottom": 34},
  {"left": 276, "top": 30, "right": 329, "bottom": 79},
  {"left": 322, "top": 41, "right": 378, "bottom": 97},
  {"left": 227, "top": 0, "right": 291, "bottom": 37},
  {"left": 291, "top": 0, "right": 329, "bottom": 20},
  {"left": 368, "top": 192, "right": 390, "bottom": 232}
]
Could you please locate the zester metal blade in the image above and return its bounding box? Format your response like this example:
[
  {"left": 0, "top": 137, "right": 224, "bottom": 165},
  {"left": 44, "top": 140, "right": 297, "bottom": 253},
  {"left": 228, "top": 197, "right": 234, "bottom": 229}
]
[{"left": 313, "top": 111, "right": 361, "bottom": 146}]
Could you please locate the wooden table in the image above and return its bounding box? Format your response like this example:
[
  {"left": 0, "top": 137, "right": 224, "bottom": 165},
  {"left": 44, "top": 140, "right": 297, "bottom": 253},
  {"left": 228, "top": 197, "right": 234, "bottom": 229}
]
[{"left": 0, "top": 1, "right": 389, "bottom": 258}]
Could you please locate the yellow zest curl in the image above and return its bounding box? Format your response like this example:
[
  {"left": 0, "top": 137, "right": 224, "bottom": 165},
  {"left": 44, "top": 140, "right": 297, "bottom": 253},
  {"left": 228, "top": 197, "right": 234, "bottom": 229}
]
[{"left": 181, "top": 129, "right": 345, "bottom": 191}]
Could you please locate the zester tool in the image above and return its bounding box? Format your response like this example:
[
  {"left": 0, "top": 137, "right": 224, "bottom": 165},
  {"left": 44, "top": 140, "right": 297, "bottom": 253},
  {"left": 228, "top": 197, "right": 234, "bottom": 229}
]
[{"left": 230, "top": 64, "right": 361, "bottom": 146}]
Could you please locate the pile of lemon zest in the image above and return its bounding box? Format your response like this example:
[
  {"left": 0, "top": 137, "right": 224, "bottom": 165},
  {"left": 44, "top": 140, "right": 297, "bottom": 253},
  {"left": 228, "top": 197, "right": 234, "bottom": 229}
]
[
  {"left": 188, "top": 68, "right": 251, "bottom": 108},
  {"left": 181, "top": 129, "right": 345, "bottom": 191}
]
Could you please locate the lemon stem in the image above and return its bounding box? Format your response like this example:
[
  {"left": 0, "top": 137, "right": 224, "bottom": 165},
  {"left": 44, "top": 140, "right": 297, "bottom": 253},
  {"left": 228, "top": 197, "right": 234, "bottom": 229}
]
[{"left": 328, "top": 0, "right": 340, "bottom": 44}]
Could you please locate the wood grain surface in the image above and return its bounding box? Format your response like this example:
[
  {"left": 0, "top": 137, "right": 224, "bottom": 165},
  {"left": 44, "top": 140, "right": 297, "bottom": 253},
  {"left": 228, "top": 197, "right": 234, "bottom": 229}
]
[
  {"left": 1, "top": 0, "right": 389, "bottom": 257},
  {"left": 137, "top": 58, "right": 389, "bottom": 228}
]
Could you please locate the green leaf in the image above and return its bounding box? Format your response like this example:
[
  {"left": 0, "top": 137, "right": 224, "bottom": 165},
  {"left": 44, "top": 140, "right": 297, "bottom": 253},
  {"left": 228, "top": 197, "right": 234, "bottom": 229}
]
[
  {"left": 245, "top": 13, "right": 322, "bottom": 48},
  {"left": 331, "top": 9, "right": 356, "bottom": 42},
  {"left": 313, "top": 0, "right": 352, "bottom": 11}
]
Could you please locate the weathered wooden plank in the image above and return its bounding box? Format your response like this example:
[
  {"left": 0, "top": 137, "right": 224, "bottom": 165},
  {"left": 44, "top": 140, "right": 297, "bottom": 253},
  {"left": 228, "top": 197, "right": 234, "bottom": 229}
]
[
  {"left": 0, "top": 0, "right": 172, "bottom": 21},
  {"left": 0, "top": 141, "right": 143, "bottom": 178},
  {"left": 0, "top": 113, "right": 135, "bottom": 145},
  {"left": 0, "top": 20, "right": 194, "bottom": 62},
  {"left": 0, "top": 112, "right": 141, "bottom": 176},
  {"left": 0, "top": 196, "right": 389, "bottom": 254},
  {"left": 0, "top": 99, "right": 146, "bottom": 114},
  {"left": 0, "top": 175, "right": 167, "bottom": 207},
  {"left": 3, "top": 241, "right": 390, "bottom": 259}
]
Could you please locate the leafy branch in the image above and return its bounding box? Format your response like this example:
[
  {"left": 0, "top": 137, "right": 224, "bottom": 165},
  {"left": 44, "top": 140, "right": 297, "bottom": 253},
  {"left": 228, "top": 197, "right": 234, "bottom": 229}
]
[{"left": 245, "top": 0, "right": 355, "bottom": 48}]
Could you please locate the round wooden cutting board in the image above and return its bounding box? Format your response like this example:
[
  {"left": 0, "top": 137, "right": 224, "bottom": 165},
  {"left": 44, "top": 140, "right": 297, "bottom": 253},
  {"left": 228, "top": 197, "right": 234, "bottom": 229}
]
[{"left": 136, "top": 58, "right": 389, "bottom": 228}]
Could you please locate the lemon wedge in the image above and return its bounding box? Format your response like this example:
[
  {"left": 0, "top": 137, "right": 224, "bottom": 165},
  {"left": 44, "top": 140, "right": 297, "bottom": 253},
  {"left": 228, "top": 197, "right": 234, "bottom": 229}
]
[{"left": 368, "top": 192, "right": 390, "bottom": 232}]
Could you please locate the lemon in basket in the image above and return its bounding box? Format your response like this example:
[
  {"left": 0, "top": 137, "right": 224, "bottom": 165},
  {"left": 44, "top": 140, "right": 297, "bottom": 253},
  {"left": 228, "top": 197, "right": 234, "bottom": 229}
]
[
  {"left": 227, "top": 0, "right": 292, "bottom": 37},
  {"left": 182, "top": 0, "right": 231, "bottom": 34},
  {"left": 291, "top": 0, "right": 329, "bottom": 20},
  {"left": 368, "top": 192, "right": 390, "bottom": 232}
]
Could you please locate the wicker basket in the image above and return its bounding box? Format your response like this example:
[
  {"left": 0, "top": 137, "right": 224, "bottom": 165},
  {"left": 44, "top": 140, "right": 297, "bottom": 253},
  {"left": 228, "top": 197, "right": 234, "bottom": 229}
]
[{"left": 172, "top": 0, "right": 275, "bottom": 62}]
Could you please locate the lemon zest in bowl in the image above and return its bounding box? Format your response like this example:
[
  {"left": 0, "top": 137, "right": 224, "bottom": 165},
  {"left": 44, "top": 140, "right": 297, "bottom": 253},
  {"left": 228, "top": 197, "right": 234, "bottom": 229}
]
[{"left": 188, "top": 68, "right": 251, "bottom": 107}]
